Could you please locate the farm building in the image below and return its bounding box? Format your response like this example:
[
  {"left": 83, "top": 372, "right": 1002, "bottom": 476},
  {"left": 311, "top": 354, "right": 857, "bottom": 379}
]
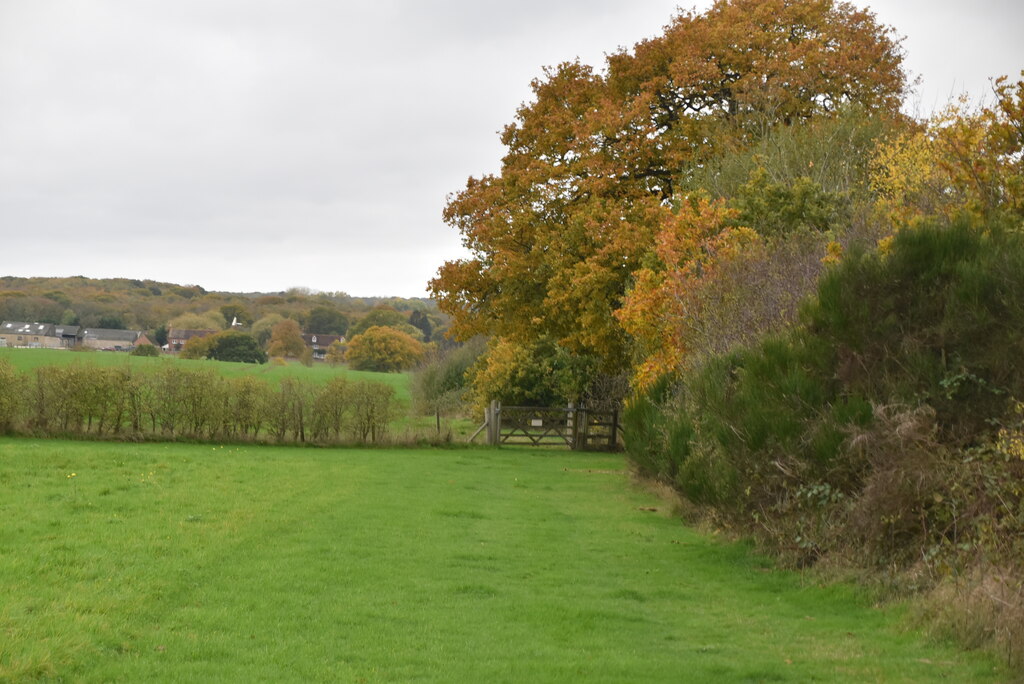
[
  {"left": 0, "top": 321, "right": 74, "bottom": 349},
  {"left": 80, "top": 328, "right": 151, "bottom": 351}
]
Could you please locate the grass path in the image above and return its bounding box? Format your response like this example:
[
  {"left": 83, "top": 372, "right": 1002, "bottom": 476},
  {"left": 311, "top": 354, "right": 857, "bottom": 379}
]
[{"left": 0, "top": 439, "right": 1007, "bottom": 681}]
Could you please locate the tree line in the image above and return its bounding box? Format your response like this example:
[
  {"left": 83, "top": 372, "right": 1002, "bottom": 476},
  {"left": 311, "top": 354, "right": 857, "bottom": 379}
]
[{"left": 0, "top": 275, "right": 446, "bottom": 346}]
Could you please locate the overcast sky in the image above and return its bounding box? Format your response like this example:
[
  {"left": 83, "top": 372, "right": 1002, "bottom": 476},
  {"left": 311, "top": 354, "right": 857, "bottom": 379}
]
[{"left": 1, "top": 1, "right": 1021, "bottom": 298}]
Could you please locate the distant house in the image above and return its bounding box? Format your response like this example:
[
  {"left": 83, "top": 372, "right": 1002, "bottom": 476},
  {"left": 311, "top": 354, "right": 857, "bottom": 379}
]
[
  {"left": 81, "top": 328, "right": 151, "bottom": 351},
  {"left": 0, "top": 321, "right": 65, "bottom": 349},
  {"left": 167, "top": 328, "right": 216, "bottom": 352},
  {"left": 302, "top": 333, "right": 345, "bottom": 361}
]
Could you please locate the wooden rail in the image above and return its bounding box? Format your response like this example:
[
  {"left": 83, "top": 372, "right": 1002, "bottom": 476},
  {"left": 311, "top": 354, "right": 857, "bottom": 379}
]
[{"left": 471, "top": 402, "right": 619, "bottom": 451}]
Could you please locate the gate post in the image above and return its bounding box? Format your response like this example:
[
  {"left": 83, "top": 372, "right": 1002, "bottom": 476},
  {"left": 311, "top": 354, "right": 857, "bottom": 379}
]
[
  {"left": 487, "top": 400, "right": 501, "bottom": 446},
  {"left": 571, "top": 403, "right": 589, "bottom": 451},
  {"left": 579, "top": 404, "right": 589, "bottom": 451}
]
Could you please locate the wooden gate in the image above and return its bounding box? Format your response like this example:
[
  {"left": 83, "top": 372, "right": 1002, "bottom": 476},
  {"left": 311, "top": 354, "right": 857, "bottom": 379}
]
[{"left": 471, "top": 402, "right": 619, "bottom": 451}]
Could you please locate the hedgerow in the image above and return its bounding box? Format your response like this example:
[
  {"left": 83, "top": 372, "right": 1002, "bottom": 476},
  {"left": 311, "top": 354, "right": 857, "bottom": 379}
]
[{"left": 0, "top": 361, "right": 398, "bottom": 445}]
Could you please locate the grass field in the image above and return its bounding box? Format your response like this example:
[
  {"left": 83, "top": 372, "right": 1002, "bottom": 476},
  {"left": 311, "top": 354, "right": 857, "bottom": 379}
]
[
  {"left": 0, "top": 439, "right": 1006, "bottom": 681},
  {"left": 0, "top": 348, "right": 411, "bottom": 400}
]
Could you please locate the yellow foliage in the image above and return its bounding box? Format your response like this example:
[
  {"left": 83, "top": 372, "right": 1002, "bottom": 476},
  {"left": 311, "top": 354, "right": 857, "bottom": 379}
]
[
  {"left": 871, "top": 74, "right": 1024, "bottom": 232},
  {"left": 997, "top": 402, "right": 1024, "bottom": 461},
  {"left": 466, "top": 338, "right": 528, "bottom": 413},
  {"left": 618, "top": 197, "right": 762, "bottom": 387},
  {"left": 823, "top": 240, "right": 844, "bottom": 265}
]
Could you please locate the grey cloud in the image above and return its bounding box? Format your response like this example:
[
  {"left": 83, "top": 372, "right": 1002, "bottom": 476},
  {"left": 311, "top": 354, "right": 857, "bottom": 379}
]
[{"left": 1, "top": 1, "right": 1021, "bottom": 296}]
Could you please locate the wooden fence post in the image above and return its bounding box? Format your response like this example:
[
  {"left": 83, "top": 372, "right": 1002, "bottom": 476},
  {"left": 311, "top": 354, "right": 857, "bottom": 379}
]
[
  {"left": 487, "top": 400, "right": 501, "bottom": 446},
  {"left": 580, "top": 404, "right": 590, "bottom": 451},
  {"left": 567, "top": 402, "right": 576, "bottom": 450},
  {"left": 485, "top": 402, "right": 492, "bottom": 445}
]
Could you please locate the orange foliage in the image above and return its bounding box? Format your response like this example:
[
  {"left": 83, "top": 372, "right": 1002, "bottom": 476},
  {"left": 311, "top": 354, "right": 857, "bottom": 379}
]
[
  {"left": 617, "top": 198, "right": 761, "bottom": 386},
  {"left": 430, "top": 0, "right": 905, "bottom": 376}
]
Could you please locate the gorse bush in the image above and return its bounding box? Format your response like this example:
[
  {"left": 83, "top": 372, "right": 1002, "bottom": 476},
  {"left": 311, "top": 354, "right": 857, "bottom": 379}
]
[
  {"left": 1, "top": 362, "right": 399, "bottom": 445},
  {"left": 626, "top": 215, "right": 1024, "bottom": 569},
  {"left": 808, "top": 218, "right": 1024, "bottom": 440}
]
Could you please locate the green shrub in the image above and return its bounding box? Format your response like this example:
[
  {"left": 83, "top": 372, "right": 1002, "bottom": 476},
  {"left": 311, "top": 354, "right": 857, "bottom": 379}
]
[
  {"left": 411, "top": 336, "right": 485, "bottom": 415},
  {"left": 131, "top": 343, "right": 160, "bottom": 357},
  {"left": 622, "top": 374, "right": 681, "bottom": 480},
  {"left": 350, "top": 381, "right": 397, "bottom": 442},
  {"left": 206, "top": 331, "right": 267, "bottom": 364},
  {"left": 0, "top": 358, "right": 22, "bottom": 433},
  {"left": 0, "top": 356, "right": 407, "bottom": 446}
]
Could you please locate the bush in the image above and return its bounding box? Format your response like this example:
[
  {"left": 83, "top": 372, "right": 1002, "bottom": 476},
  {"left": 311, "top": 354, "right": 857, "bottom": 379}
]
[
  {"left": 0, "top": 359, "right": 22, "bottom": 434},
  {"left": 131, "top": 343, "right": 160, "bottom": 357},
  {"left": 346, "top": 326, "right": 425, "bottom": 372},
  {"left": 309, "top": 377, "right": 350, "bottom": 442},
  {"left": 349, "top": 382, "right": 397, "bottom": 442},
  {"left": 411, "top": 336, "right": 485, "bottom": 415},
  {"left": 206, "top": 331, "right": 267, "bottom": 364}
]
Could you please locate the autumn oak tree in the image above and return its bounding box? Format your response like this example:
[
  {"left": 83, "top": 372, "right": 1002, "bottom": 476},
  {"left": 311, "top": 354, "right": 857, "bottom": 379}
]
[
  {"left": 267, "top": 319, "right": 306, "bottom": 359},
  {"left": 430, "top": 0, "right": 906, "bottom": 395},
  {"left": 345, "top": 326, "right": 425, "bottom": 373}
]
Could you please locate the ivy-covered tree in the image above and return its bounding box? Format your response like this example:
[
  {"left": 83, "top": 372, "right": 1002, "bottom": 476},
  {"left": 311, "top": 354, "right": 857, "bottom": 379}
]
[{"left": 408, "top": 310, "right": 433, "bottom": 342}]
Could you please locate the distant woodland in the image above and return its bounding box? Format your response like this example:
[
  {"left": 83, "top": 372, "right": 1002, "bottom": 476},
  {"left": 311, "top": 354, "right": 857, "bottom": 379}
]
[{"left": 0, "top": 275, "right": 444, "bottom": 341}]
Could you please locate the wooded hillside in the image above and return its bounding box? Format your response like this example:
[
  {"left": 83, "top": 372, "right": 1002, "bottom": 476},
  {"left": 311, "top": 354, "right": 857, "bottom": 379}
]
[{"left": 0, "top": 275, "right": 441, "bottom": 338}]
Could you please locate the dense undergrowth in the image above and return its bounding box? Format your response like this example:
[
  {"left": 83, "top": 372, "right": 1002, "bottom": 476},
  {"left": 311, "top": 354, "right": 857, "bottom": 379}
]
[{"left": 624, "top": 217, "right": 1024, "bottom": 665}]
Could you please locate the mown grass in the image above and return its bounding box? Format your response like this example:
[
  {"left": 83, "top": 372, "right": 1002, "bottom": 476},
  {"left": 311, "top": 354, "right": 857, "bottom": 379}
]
[{"left": 0, "top": 439, "right": 1006, "bottom": 681}]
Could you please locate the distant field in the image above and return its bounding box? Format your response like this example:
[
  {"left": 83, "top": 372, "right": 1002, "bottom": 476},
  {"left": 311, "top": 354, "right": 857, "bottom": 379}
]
[
  {"left": 0, "top": 439, "right": 1005, "bottom": 681},
  {"left": 0, "top": 347, "right": 411, "bottom": 400}
]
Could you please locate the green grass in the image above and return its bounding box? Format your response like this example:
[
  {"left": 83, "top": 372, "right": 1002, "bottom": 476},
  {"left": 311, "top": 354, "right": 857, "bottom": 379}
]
[
  {"left": 0, "top": 439, "right": 1006, "bottom": 681},
  {"left": 0, "top": 348, "right": 411, "bottom": 400}
]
